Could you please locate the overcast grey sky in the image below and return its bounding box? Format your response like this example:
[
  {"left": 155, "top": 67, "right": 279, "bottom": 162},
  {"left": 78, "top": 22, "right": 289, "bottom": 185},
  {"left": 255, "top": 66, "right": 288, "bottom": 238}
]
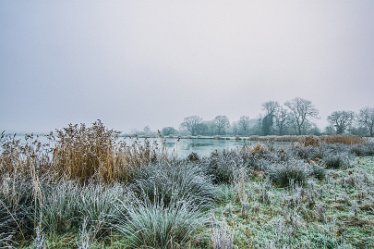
[{"left": 1, "top": 0, "right": 373, "bottom": 133}]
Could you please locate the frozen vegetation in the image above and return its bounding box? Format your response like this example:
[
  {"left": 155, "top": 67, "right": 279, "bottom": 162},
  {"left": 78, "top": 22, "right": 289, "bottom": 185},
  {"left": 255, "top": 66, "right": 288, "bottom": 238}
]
[{"left": 1, "top": 121, "right": 374, "bottom": 248}]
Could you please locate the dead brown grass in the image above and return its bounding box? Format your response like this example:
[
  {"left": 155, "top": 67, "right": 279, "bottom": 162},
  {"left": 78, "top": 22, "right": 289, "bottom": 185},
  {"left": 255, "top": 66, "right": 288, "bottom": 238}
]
[
  {"left": 320, "top": 135, "right": 364, "bottom": 145},
  {"left": 52, "top": 120, "right": 160, "bottom": 183},
  {"left": 1, "top": 120, "right": 161, "bottom": 184}
]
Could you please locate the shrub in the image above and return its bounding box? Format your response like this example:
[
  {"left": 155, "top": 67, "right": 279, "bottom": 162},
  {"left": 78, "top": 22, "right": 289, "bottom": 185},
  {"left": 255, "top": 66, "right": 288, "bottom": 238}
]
[
  {"left": 269, "top": 160, "right": 309, "bottom": 187},
  {"left": 115, "top": 199, "right": 205, "bottom": 249},
  {"left": 131, "top": 163, "right": 216, "bottom": 210}
]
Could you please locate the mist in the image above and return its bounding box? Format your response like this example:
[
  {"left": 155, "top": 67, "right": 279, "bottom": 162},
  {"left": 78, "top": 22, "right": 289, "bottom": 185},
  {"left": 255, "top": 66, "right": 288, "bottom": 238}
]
[{"left": 1, "top": 0, "right": 373, "bottom": 133}]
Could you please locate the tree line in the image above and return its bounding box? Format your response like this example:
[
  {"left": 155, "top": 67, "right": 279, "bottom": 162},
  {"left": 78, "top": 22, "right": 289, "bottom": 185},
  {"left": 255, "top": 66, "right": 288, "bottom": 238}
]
[{"left": 138, "top": 97, "right": 374, "bottom": 137}]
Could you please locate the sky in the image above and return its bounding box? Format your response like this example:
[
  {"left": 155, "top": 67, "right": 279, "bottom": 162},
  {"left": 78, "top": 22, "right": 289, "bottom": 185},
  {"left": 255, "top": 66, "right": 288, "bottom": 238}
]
[{"left": 1, "top": 0, "right": 373, "bottom": 133}]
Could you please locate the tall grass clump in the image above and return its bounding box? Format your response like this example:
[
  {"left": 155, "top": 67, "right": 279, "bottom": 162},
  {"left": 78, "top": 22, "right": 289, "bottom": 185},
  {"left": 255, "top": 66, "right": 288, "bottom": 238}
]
[
  {"left": 0, "top": 200, "right": 17, "bottom": 248},
  {"left": 131, "top": 162, "right": 216, "bottom": 209},
  {"left": 0, "top": 175, "right": 36, "bottom": 243},
  {"left": 323, "top": 152, "right": 352, "bottom": 169},
  {"left": 206, "top": 150, "right": 244, "bottom": 184},
  {"left": 53, "top": 120, "right": 119, "bottom": 183},
  {"left": 351, "top": 143, "right": 374, "bottom": 156},
  {"left": 115, "top": 198, "right": 206, "bottom": 249},
  {"left": 52, "top": 120, "right": 162, "bottom": 183},
  {"left": 269, "top": 160, "right": 309, "bottom": 187},
  {"left": 41, "top": 181, "right": 128, "bottom": 237},
  {"left": 211, "top": 221, "right": 233, "bottom": 249}
]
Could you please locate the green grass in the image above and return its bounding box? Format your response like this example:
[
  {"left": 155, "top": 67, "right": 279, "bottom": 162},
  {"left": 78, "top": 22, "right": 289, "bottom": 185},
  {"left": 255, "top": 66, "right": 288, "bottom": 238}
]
[{"left": 211, "top": 156, "right": 374, "bottom": 248}]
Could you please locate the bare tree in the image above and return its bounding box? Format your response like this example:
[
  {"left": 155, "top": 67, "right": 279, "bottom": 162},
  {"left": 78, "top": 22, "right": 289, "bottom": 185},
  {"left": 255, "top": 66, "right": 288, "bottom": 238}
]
[
  {"left": 180, "top": 115, "right": 203, "bottom": 136},
  {"left": 238, "top": 116, "right": 250, "bottom": 135},
  {"left": 285, "top": 97, "right": 319, "bottom": 135},
  {"left": 358, "top": 107, "right": 374, "bottom": 137},
  {"left": 327, "top": 111, "right": 354, "bottom": 134},
  {"left": 262, "top": 101, "right": 279, "bottom": 116},
  {"left": 274, "top": 106, "right": 290, "bottom": 135},
  {"left": 214, "top": 115, "right": 230, "bottom": 135}
]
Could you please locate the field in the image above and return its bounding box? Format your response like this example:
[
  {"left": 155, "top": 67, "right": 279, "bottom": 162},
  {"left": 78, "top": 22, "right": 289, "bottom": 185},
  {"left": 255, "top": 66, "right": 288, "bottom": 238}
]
[{"left": 1, "top": 122, "right": 374, "bottom": 249}]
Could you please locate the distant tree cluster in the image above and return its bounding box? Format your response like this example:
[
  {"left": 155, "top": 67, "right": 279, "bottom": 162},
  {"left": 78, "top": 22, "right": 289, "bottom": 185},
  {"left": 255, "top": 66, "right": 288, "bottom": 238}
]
[{"left": 137, "top": 97, "right": 374, "bottom": 137}]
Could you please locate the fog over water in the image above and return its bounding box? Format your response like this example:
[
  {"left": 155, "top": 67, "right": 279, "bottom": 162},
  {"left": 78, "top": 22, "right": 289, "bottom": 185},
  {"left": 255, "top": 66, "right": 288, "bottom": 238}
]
[{"left": 1, "top": 0, "right": 373, "bottom": 133}]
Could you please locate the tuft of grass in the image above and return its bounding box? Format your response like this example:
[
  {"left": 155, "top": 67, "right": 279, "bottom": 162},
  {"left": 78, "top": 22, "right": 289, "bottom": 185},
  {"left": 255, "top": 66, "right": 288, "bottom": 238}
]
[
  {"left": 115, "top": 198, "right": 206, "bottom": 249},
  {"left": 311, "top": 165, "right": 326, "bottom": 180},
  {"left": 269, "top": 160, "right": 309, "bottom": 187},
  {"left": 211, "top": 221, "right": 233, "bottom": 249},
  {"left": 41, "top": 181, "right": 128, "bottom": 237},
  {"left": 323, "top": 153, "right": 351, "bottom": 169},
  {"left": 206, "top": 150, "right": 243, "bottom": 184},
  {"left": 351, "top": 143, "right": 374, "bottom": 156},
  {"left": 131, "top": 163, "right": 216, "bottom": 210}
]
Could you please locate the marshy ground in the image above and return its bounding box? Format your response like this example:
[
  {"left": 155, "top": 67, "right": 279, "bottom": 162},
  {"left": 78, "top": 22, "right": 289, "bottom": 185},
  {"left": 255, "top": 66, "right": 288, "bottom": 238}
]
[{"left": 1, "top": 122, "right": 374, "bottom": 249}]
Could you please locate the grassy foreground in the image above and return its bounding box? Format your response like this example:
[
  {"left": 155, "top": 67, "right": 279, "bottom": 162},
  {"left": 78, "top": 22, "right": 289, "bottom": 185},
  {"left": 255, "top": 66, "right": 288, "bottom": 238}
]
[{"left": 1, "top": 121, "right": 374, "bottom": 248}]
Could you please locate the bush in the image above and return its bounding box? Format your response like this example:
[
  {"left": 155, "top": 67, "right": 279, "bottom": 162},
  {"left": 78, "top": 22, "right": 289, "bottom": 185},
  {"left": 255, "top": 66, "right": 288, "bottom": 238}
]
[
  {"left": 131, "top": 163, "right": 216, "bottom": 210},
  {"left": 115, "top": 199, "right": 205, "bottom": 249},
  {"left": 269, "top": 160, "right": 309, "bottom": 187}
]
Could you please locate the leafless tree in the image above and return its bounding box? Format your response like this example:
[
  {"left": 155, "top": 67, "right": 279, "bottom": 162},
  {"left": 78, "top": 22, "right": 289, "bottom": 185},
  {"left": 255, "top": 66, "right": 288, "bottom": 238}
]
[
  {"left": 214, "top": 115, "right": 230, "bottom": 135},
  {"left": 238, "top": 116, "right": 250, "bottom": 135},
  {"left": 285, "top": 97, "right": 319, "bottom": 135},
  {"left": 262, "top": 101, "right": 279, "bottom": 116},
  {"left": 274, "top": 106, "right": 291, "bottom": 135},
  {"left": 358, "top": 107, "right": 374, "bottom": 137},
  {"left": 181, "top": 115, "right": 203, "bottom": 136},
  {"left": 327, "top": 111, "right": 354, "bottom": 134}
]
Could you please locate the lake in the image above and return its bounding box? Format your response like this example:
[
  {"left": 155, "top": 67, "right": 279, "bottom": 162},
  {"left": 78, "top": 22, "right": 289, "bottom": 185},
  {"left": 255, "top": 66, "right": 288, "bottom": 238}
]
[{"left": 122, "top": 137, "right": 281, "bottom": 159}]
